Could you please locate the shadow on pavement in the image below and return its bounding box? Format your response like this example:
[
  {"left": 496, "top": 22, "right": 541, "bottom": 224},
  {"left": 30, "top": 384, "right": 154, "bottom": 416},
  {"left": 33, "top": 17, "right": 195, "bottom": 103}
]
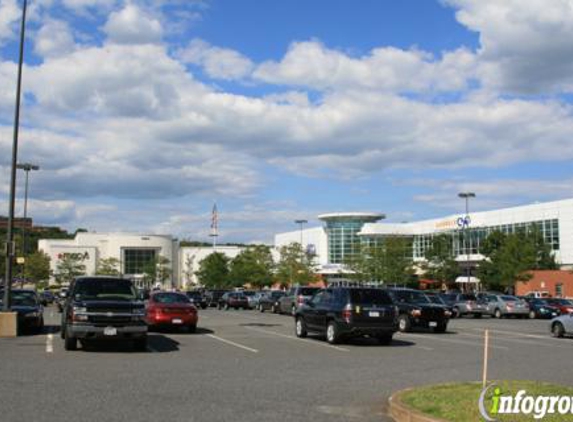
[
  {"left": 238, "top": 323, "right": 283, "bottom": 328},
  {"left": 79, "top": 334, "right": 180, "bottom": 353},
  {"left": 149, "top": 326, "right": 214, "bottom": 335},
  {"left": 342, "top": 337, "right": 416, "bottom": 347}
]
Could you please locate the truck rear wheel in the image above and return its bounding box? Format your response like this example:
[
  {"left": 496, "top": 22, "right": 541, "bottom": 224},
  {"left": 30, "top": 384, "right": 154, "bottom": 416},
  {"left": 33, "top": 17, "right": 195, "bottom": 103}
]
[{"left": 64, "top": 333, "right": 77, "bottom": 351}]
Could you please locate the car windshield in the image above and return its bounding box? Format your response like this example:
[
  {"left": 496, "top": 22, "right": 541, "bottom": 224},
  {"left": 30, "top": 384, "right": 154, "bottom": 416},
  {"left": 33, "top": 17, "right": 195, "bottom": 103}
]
[
  {"left": 74, "top": 279, "right": 136, "bottom": 301},
  {"left": 459, "top": 294, "right": 477, "bottom": 301},
  {"left": 501, "top": 295, "right": 518, "bottom": 301},
  {"left": 350, "top": 289, "right": 392, "bottom": 305},
  {"left": 393, "top": 290, "right": 430, "bottom": 304},
  {"left": 186, "top": 292, "right": 202, "bottom": 298},
  {"left": 271, "top": 291, "right": 285, "bottom": 298},
  {"left": 5, "top": 291, "right": 37, "bottom": 306},
  {"left": 243, "top": 291, "right": 256, "bottom": 296},
  {"left": 426, "top": 295, "right": 444, "bottom": 304},
  {"left": 153, "top": 293, "right": 190, "bottom": 304}
]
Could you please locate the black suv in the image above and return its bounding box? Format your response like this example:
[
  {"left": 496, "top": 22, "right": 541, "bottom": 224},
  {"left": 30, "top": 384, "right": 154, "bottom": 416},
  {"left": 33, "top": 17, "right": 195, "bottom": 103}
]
[
  {"left": 294, "top": 287, "right": 398, "bottom": 345},
  {"left": 61, "top": 277, "right": 147, "bottom": 351},
  {"left": 387, "top": 288, "right": 451, "bottom": 333},
  {"left": 185, "top": 290, "right": 208, "bottom": 309}
]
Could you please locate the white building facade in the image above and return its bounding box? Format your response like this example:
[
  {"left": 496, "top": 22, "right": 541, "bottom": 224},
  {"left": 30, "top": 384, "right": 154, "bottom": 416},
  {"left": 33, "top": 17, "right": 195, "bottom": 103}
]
[{"left": 274, "top": 199, "right": 573, "bottom": 281}]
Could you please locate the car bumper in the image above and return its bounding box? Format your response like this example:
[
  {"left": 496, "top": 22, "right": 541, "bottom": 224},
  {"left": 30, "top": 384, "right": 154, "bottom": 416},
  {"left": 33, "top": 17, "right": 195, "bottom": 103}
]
[
  {"left": 68, "top": 324, "right": 147, "bottom": 339},
  {"left": 148, "top": 314, "right": 198, "bottom": 326},
  {"left": 339, "top": 322, "right": 398, "bottom": 336}
]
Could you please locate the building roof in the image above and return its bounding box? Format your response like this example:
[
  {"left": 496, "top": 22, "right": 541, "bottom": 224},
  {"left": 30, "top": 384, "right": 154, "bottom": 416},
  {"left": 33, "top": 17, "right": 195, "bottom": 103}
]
[{"left": 318, "top": 212, "right": 385, "bottom": 222}]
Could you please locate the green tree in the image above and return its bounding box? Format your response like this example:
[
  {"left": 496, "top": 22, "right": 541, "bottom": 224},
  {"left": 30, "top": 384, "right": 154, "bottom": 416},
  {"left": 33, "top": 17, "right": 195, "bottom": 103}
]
[
  {"left": 54, "top": 254, "right": 86, "bottom": 285},
  {"left": 195, "top": 252, "right": 230, "bottom": 288},
  {"left": 421, "top": 234, "right": 459, "bottom": 287},
  {"left": 22, "top": 251, "right": 51, "bottom": 285},
  {"left": 229, "top": 245, "right": 274, "bottom": 289},
  {"left": 96, "top": 257, "right": 121, "bottom": 276},
  {"left": 380, "top": 236, "right": 416, "bottom": 285},
  {"left": 275, "top": 243, "right": 316, "bottom": 288},
  {"left": 142, "top": 256, "right": 172, "bottom": 287},
  {"left": 344, "top": 243, "right": 387, "bottom": 284}
]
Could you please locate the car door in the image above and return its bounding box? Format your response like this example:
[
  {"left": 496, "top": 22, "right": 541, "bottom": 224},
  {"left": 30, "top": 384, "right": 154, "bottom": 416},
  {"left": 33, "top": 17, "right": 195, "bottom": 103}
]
[
  {"left": 563, "top": 313, "right": 573, "bottom": 333},
  {"left": 280, "top": 289, "right": 294, "bottom": 313},
  {"left": 304, "top": 290, "right": 326, "bottom": 331},
  {"left": 314, "top": 289, "right": 333, "bottom": 331}
]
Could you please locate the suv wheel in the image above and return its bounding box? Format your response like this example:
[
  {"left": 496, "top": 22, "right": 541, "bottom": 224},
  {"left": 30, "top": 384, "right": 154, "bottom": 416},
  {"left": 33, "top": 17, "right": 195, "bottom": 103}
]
[
  {"left": 398, "top": 315, "right": 412, "bottom": 333},
  {"left": 295, "top": 317, "right": 307, "bottom": 338},
  {"left": 494, "top": 308, "right": 502, "bottom": 319},
  {"left": 64, "top": 333, "right": 77, "bottom": 351},
  {"left": 552, "top": 322, "right": 565, "bottom": 338},
  {"left": 326, "top": 321, "right": 340, "bottom": 344}
]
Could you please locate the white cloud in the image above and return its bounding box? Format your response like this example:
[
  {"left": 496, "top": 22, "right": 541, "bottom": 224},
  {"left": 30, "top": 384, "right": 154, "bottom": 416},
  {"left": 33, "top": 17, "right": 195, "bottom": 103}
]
[
  {"left": 62, "top": 0, "right": 117, "bottom": 13},
  {"left": 103, "top": 3, "right": 162, "bottom": 45},
  {"left": 0, "top": 0, "right": 20, "bottom": 46},
  {"left": 253, "top": 40, "right": 477, "bottom": 93},
  {"left": 446, "top": 0, "right": 573, "bottom": 94},
  {"left": 34, "top": 19, "right": 76, "bottom": 58},
  {"left": 178, "top": 38, "right": 254, "bottom": 80}
]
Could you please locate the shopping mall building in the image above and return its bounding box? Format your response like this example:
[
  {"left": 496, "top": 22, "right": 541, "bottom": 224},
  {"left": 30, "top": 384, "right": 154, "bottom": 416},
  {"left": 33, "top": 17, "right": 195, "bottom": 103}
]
[{"left": 274, "top": 198, "right": 573, "bottom": 283}]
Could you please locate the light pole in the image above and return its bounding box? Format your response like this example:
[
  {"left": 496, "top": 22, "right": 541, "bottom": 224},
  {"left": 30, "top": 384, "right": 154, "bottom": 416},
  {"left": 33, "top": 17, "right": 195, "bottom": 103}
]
[
  {"left": 294, "top": 219, "right": 308, "bottom": 248},
  {"left": 16, "top": 163, "right": 39, "bottom": 276},
  {"left": 3, "top": 0, "right": 28, "bottom": 312},
  {"left": 458, "top": 192, "right": 476, "bottom": 292}
]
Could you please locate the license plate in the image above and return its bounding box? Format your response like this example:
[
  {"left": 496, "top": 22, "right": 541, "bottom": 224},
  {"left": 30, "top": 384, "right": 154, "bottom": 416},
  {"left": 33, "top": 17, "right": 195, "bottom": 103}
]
[
  {"left": 103, "top": 327, "right": 117, "bottom": 336},
  {"left": 172, "top": 318, "right": 183, "bottom": 324},
  {"left": 368, "top": 311, "right": 380, "bottom": 317},
  {"left": 429, "top": 322, "right": 438, "bottom": 327}
]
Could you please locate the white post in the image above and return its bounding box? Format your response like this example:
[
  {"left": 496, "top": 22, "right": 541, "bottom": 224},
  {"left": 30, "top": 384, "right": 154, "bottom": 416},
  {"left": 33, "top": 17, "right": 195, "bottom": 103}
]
[{"left": 482, "top": 329, "right": 489, "bottom": 388}]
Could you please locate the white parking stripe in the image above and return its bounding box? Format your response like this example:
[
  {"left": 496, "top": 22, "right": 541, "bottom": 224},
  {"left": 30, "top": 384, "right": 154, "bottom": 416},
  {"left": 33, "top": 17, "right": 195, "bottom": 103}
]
[
  {"left": 206, "top": 334, "right": 259, "bottom": 354},
  {"left": 401, "top": 333, "right": 509, "bottom": 351},
  {"left": 245, "top": 326, "right": 350, "bottom": 352},
  {"left": 46, "top": 333, "right": 53, "bottom": 353}
]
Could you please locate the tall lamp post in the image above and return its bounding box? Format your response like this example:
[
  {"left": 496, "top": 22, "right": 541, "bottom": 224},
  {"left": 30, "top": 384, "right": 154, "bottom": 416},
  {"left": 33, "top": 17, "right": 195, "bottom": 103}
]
[
  {"left": 3, "top": 0, "right": 28, "bottom": 313},
  {"left": 294, "top": 219, "right": 308, "bottom": 248},
  {"left": 458, "top": 192, "right": 476, "bottom": 292},
  {"left": 16, "top": 163, "right": 39, "bottom": 271}
]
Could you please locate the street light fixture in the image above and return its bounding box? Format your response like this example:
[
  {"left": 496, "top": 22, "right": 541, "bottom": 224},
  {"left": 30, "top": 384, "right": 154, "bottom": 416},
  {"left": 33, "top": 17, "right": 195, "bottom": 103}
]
[
  {"left": 16, "top": 163, "right": 39, "bottom": 260},
  {"left": 458, "top": 192, "right": 476, "bottom": 291}
]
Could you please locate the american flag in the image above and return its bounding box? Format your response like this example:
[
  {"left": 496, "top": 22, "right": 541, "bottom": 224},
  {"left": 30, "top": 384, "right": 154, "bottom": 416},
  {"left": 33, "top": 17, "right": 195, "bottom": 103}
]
[{"left": 210, "top": 203, "right": 218, "bottom": 236}]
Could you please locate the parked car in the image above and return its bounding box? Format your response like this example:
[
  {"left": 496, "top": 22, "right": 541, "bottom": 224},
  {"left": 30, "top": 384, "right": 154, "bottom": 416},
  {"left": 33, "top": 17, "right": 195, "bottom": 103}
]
[
  {"left": 185, "top": 290, "right": 208, "bottom": 309},
  {"left": 39, "top": 290, "right": 56, "bottom": 305},
  {"left": 425, "top": 292, "right": 456, "bottom": 317},
  {"left": 525, "top": 291, "right": 551, "bottom": 299},
  {"left": 242, "top": 290, "right": 263, "bottom": 309},
  {"left": 451, "top": 293, "right": 488, "bottom": 318},
  {"left": 544, "top": 298, "right": 573, "bottom": 315},
  {"left": 278, "top": 286, "right": 321, "bottom": 315},
  {"left": 387, "top": 288, "right": 451, "bottom": 333},
  {"left": 147, "top": 292, "right": 198, "bottom": 332},
  {"left": 523, "top": 298, "right": 561, "bottom": 319},
  {"left": 60, "top": 276, "right": 147, "bottom": 351},
  {"left": 551, "top": 313, "right": 573, "bottom": 338},
  {"left": 259, "top": 290, "right": 286, "bottom": 313},
  {"left": 218, "top": 292, "right": 249, "bottom": 310},
  {"left": 56, "top": 288, "right": 69, "bottom": 313},
  {"left": 0, "top": 289, "right": 44, "bottom": 333},
  {"left": 295, "top": 287, "right": 398, "bottom": 345},
  {"left": 482, "top": 294, "right": 530, "bottom": 318},
  {"left": 437, "top": 293, "right": 460, "bottom": 318},
  {"left": 205, "top": 289, "right": 229, "bottom": 307}
]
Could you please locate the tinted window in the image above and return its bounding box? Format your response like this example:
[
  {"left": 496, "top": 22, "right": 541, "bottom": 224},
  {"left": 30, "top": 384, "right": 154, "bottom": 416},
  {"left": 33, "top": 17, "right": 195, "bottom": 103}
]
[
  {"left": 299, "top": 288, "right": 320, "bottom": 296},
  {"left": 74, "top": 279, "right": 136, "bottom": 300},
  {"left": 392, "top": 290, "right": 430, "bottom": 304},
  {"left": 271, "top": 291, "right": 285, "bottom": 299},
  {"left": 350, "top": 289, "right": 392, "bottom": 305},
  {"left": 500, "top": 295, "right": 517, "bottom": 301},
  {"left": 459, "top": 294, "right": 477, "bottom": 301},
  {"left": 153, "top": 293, "right": 190, "bottom": 304},
  {"left": 427, "top": 295, "right": 444, "bottom": 305}
]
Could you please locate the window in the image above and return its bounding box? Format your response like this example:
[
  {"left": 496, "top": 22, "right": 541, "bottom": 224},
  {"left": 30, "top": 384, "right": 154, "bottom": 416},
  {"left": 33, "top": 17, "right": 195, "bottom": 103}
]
[
  {"left": 556, "top": 283, "right": 563, "bottom": 298},
  {"left": 123, "top": 248, "right": 157, "bottom": 275}
]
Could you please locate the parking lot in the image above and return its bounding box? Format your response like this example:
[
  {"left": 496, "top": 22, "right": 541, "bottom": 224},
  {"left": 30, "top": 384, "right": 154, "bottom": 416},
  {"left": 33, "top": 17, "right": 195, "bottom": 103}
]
[{"left": 1, "top": 306, "right": 571, "bottom": 422}]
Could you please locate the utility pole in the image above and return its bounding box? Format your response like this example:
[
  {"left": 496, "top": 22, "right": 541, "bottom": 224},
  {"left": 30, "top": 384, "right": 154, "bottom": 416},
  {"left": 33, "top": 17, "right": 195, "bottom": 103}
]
[{"left": 458, "top": 192, "right": 476, "bottom": 292}]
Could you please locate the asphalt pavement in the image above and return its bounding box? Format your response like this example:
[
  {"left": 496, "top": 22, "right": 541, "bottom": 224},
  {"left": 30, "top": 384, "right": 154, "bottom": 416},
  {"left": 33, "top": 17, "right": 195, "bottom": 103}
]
[{"left": 0, "top": 306, "right": 571, "bottom": 422}]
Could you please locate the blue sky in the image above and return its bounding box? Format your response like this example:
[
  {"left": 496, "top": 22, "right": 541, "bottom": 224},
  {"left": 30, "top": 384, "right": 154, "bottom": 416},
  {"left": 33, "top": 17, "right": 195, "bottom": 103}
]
[{"left": 1, "top": 0, "right": 573, "bottom": 243}]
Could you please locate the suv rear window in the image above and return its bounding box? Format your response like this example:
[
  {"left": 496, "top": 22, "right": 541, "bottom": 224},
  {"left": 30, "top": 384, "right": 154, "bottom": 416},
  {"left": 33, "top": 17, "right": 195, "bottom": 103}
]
[
  {"left": 298, "top": 288, "right": 319, "bottom": 296},
  {"left": 74, "top": 278, "right": 136, "bottom": 301},
  {"left": 350, "top": 289, "right": 392, "bottom": 306}
]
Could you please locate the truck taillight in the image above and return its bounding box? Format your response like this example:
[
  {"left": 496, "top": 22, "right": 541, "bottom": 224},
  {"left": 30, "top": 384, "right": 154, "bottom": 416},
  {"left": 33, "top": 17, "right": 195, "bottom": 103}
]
[{"left": 342, "top": 305, "right": 352, "bottom": 323}]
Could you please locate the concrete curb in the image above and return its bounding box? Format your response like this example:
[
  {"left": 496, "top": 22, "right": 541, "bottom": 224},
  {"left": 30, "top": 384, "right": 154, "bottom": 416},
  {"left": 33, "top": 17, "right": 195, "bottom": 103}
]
[{"left": 388, "top": 388, "right": 449, "bottom": 422}]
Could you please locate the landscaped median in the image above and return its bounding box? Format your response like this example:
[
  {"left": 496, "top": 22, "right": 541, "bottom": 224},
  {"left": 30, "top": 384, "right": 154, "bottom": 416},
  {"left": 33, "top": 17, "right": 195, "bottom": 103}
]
[{"left": 389, "top": 381, "right": 573, "bottom": 421}]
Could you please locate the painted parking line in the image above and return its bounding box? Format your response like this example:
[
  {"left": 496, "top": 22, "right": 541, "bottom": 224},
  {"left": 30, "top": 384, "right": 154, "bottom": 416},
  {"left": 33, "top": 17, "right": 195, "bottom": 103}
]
[
  {"left": 401, "top": 333, "right": 509, "bottom": 351},
  {"left": 245, "top": 326, "right": 350, "bottom": 352},
  {"left": 46, "top": 333, "right": 53, "bottom": 353},
  {"left": 206, "top": 334, "right": 259, "bottom": 354}
]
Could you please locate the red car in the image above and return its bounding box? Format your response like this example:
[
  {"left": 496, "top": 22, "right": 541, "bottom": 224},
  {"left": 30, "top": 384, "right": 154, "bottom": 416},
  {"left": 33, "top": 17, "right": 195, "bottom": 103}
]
[
  {"left": 146, "top": 292, "right": 198, "bottom": 333},
  {"left": 545, "top": 298, "right": 573, "bottom": 315}
]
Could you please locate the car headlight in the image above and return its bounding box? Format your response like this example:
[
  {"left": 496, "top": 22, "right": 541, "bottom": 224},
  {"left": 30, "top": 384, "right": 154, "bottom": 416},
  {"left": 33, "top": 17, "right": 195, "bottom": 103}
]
[
  {"left": 411, "top": 309, "right": 422, "bottom": 317},
  {"left": 444, "top": 310, "right": 452, "bottom": 317}
]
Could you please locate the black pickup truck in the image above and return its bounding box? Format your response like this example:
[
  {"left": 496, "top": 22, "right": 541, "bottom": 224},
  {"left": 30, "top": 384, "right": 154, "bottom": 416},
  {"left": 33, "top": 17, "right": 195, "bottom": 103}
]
[
  {"left": 61, "top": 276, "right": 147, "bottom": 351},
  {"left": 387, "top": 288, "right": 452, "bottom": 333}
]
